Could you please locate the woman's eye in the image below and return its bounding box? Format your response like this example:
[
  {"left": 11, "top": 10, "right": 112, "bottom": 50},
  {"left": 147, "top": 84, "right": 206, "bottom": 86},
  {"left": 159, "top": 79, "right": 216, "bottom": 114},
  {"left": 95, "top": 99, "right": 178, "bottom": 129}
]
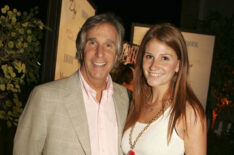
[{"left": 145, "top": 54, "right": 153, "bottom": 59}]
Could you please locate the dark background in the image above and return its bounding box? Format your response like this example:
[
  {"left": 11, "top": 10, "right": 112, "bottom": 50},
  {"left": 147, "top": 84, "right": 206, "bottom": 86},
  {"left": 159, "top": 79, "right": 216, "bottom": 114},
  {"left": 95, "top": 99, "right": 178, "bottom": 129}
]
[
  {"left": 91, "top": 0, "right": 182, "bottom": 41},
  {"left": 1, "top": 0, "right": 233, "bottom": 41},
  {"left": 1, "top": 0, "right": 183, "bottom": 42},
  {"left": 0, "top": 0, "right": 233, "bottom": 155},
  {"left": 2, "top": 0, "right": 233, "bottom": 41}
]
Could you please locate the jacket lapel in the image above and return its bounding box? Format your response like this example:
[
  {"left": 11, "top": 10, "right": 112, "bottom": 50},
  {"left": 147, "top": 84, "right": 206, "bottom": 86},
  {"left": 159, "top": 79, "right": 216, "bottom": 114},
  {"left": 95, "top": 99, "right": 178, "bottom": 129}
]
[
  {"left": 113, "top": 84, "right": 129, "bottom": 154},
  {"left": 63, "top": 73, "right": 128, "bottom": 155},
  {"left": 64, "top": 72, "right": 91, "bottom": 155}
]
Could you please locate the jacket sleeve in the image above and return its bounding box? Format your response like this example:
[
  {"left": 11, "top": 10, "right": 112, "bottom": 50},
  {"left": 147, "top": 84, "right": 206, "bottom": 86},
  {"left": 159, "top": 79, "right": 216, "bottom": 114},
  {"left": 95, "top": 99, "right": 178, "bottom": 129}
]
[{"left": 13, "top": 86, "right": 48, "bottom": 155}]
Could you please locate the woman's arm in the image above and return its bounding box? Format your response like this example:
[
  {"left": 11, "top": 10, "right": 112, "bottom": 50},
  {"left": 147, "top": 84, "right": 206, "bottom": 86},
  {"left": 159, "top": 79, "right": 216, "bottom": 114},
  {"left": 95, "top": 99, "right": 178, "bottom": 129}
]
[{"left": 184, "top": 104, "right": 207, "bottom": 155}]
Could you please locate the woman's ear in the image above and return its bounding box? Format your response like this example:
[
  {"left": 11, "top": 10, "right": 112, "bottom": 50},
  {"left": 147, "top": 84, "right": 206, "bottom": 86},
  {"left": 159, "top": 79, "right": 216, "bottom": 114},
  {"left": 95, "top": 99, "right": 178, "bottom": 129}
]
[{"left": 175, "top": 60, "right": 180, "bottom": 72}]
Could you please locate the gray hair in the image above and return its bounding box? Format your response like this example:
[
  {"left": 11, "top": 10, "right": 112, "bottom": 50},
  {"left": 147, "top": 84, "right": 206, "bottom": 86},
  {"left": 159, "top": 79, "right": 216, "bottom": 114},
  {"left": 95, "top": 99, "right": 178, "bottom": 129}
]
[{"left": 76, "top": 13, "right": 125, "bottom": 65}]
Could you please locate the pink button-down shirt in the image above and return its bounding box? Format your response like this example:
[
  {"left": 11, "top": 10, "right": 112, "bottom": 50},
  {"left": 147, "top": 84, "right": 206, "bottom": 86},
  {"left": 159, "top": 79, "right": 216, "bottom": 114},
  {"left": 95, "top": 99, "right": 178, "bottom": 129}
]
[{"left": 79, "top": 71, "right": 118, "bottom": 155}]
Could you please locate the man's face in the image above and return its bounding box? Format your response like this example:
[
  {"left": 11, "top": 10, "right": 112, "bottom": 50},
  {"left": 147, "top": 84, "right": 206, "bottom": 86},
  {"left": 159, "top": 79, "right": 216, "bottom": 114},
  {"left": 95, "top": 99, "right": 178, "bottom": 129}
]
[{"left": 80, "top": 22, "right": 118, "bottom": 89}]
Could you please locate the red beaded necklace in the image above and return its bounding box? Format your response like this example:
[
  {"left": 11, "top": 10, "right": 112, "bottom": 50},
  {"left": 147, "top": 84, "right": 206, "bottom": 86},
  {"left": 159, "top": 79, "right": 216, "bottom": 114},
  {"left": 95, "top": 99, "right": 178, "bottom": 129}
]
[{"left": 128, "top": 99, "right": 171, "bottom": 155}]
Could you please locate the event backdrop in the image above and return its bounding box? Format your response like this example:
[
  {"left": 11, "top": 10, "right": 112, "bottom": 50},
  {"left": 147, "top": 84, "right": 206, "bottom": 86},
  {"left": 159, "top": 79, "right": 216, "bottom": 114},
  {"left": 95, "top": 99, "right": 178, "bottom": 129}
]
[
  {"left": 132, "top": 24, "right": 215, "bottom": 109},
  {"left": 55, "top": 0, "right": 95, "bottom": 80}
]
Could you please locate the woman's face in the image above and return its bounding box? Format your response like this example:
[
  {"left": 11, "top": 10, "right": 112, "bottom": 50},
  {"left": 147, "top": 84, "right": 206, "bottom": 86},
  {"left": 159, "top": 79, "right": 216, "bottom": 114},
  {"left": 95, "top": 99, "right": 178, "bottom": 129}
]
[{"left": 142, "top": 39, "right": 180, "bottom": 91}]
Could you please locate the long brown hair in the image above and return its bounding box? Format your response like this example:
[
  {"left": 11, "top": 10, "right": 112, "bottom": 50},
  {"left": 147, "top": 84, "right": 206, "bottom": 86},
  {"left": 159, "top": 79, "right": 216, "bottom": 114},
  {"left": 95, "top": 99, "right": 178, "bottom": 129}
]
[{"left": 124, "top": 23, "right": 205, "bottom": 143}]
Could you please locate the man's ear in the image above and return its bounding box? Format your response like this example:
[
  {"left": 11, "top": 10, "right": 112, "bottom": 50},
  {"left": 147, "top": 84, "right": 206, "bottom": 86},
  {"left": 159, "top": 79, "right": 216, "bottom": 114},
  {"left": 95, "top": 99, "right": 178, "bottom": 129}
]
[{"left": 115, "top": 55, "right": 118, "bottom": 63}]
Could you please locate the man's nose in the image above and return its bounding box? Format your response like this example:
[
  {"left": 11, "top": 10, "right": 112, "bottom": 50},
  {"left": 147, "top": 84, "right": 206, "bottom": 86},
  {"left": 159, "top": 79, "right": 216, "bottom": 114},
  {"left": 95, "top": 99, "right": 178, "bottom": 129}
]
[{"left": 95, "top": 45, "right": 104, "bottom": 57}]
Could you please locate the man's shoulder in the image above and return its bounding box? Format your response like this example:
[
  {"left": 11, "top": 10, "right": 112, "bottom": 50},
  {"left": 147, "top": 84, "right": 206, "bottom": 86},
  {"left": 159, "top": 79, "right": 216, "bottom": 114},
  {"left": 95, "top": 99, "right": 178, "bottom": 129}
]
[
  {"left": 34, "top": 73, "right": 79, "bottom": 92},
  {"left": 112, "top": 82, "right": 130, "bottom": 100},
  {"left": 113, "top": 82, "right": 127, "bottom": 92}
]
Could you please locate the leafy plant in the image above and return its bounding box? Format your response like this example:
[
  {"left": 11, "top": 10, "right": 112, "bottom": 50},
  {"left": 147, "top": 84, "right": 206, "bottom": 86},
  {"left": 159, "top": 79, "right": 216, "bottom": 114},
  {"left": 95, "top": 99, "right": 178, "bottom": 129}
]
[{"left": 0, "top": 5, "right": 46, "bottom": 128}]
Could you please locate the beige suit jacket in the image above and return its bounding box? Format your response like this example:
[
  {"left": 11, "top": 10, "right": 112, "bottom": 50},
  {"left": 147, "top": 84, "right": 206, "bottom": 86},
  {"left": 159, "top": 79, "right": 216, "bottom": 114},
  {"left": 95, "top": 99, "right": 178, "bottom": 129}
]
[{"left": 13, "top": 72, "right": 129, "bottom": 155}]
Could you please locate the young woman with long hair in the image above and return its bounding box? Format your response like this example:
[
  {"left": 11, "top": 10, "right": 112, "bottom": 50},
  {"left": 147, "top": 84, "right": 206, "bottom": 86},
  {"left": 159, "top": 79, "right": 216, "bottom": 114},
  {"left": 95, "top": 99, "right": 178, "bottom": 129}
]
[{"left": 121, "top": 23, "right": 207, "bottom": 155}]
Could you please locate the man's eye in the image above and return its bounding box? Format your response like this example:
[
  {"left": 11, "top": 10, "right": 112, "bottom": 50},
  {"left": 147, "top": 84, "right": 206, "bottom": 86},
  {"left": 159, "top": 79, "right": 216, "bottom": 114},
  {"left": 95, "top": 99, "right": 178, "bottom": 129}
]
[
  {"left": 162, "top": 56, "right": 169, "bottom": 60},
  {"left": 90, "top": 41, "right": 96, "bottom": 45},
  {"left": 106, "top": 43, "right": 112, "bottom": 48},
  {"left": 86, "top": 39, "right": 97, "bottom": 46},
  {"left": 105, "top": 43, "right": 115, "bottom": 49}
]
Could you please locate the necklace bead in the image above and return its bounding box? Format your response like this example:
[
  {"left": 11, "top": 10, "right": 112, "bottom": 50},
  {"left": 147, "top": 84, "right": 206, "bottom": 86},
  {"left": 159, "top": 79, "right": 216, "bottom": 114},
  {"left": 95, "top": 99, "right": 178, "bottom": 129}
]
[{"left": 129, "top": 99, "right": 171, "bottom": 150}]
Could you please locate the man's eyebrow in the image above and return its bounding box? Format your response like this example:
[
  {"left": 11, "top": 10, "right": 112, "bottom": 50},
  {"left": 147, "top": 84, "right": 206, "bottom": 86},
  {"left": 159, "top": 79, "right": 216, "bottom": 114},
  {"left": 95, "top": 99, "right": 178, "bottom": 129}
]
[
  {"left": 86, "top": 38, "right": 96, "bottom": 41},
  {"left": 106, "top": 39, "right": 115, "bottom": 44}
]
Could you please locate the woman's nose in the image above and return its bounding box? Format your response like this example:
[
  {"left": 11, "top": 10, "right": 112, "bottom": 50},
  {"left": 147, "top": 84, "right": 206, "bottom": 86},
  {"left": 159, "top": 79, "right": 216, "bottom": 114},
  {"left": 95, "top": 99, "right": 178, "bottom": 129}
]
[{"left": 150, "top": 59, "right": 160, "bottom": 69}]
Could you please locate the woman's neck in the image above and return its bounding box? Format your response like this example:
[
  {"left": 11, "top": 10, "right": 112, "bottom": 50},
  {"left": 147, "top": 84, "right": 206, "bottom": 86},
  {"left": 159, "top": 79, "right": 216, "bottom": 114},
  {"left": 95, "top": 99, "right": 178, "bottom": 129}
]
[{"left": 151, "top": 87, "right": 171, "bottom": 106}]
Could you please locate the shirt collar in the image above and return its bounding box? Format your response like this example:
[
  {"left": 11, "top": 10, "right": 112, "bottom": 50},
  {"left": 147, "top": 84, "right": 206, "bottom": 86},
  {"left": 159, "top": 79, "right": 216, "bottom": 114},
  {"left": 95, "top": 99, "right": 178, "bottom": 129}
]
[{"left": 79, "top": 70, "right": 114, "bottom": 97}]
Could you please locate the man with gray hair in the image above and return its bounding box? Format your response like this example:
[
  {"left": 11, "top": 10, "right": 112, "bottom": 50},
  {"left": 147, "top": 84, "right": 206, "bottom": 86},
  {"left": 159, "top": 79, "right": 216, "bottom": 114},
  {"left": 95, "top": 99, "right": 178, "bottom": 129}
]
[{"left": 13, "top": 13, "right": 129, "bottom": 155}]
